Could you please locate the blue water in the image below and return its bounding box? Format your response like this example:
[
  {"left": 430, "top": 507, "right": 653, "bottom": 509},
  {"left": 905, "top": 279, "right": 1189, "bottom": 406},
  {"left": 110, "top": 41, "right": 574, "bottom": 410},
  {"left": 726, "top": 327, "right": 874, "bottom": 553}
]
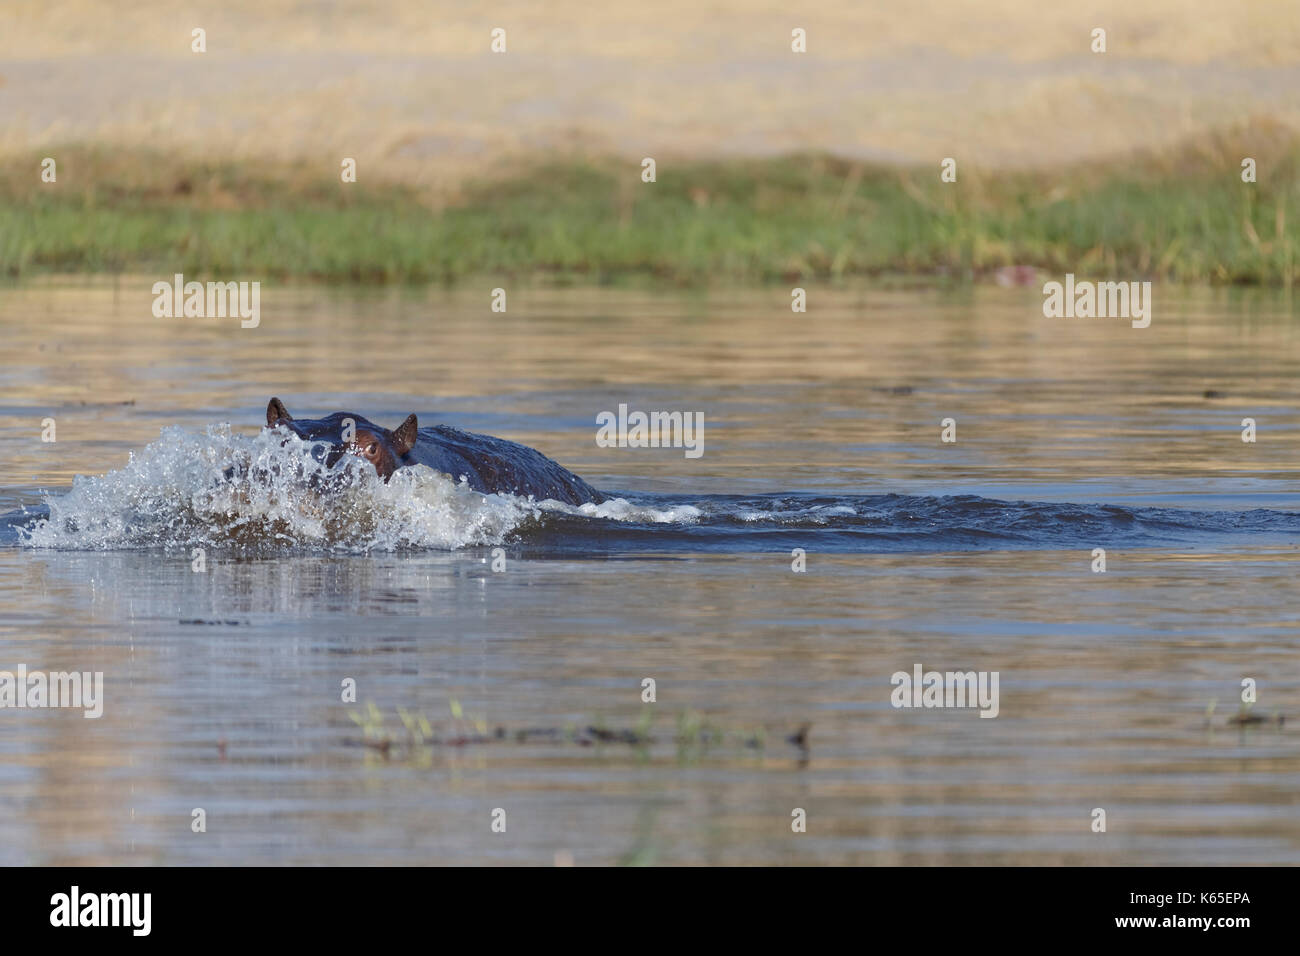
[
  {"left": 514, "top": 493, "right": 1300, "bottom": 553},
  {"left": 2, "top": 285, "right": 1297, "bottom": 866}
]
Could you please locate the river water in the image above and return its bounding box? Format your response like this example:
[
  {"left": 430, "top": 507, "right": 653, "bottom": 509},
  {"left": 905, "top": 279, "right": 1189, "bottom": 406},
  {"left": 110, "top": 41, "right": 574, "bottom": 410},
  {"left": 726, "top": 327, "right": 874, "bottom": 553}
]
[{"left": 0, "top": 282, "right": 1296, "bottom": 864}]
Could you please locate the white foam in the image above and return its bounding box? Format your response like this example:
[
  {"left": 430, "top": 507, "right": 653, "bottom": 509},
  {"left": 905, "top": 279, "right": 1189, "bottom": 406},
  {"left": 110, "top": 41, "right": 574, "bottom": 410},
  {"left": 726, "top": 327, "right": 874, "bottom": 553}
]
[
  {"left": 572, "top": 496, "right": 701, "bottom": 524},
  {"left": 738, "top": 503, "right": 856, "bottom": 523}
]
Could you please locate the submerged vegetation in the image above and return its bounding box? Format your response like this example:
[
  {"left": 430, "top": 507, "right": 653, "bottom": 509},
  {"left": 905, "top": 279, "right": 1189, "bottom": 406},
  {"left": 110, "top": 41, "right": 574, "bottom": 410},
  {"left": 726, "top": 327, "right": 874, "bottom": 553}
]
[
  {"left": 345, "top": 699, "right": 811, "bottom": 764},
  {"left": 1204, "top": 699, "right": 1286, "bottom": 729},
  {"left": 2, "top": 128, "right": 1296, "bottom": 285}
]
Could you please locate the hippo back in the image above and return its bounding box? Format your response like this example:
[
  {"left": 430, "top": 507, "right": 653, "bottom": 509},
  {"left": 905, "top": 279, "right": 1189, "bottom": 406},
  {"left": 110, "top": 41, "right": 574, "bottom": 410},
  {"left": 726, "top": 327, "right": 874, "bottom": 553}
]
[{"left": 404, "top": 425, "right": 603, "bottom": 505}]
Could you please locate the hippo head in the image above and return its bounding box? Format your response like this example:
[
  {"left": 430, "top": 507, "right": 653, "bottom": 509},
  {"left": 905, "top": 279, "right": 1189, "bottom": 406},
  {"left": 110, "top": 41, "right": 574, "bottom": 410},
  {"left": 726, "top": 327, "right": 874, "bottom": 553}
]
[{"left": 265, "top": 397, "right": 418, "bottom": 482}]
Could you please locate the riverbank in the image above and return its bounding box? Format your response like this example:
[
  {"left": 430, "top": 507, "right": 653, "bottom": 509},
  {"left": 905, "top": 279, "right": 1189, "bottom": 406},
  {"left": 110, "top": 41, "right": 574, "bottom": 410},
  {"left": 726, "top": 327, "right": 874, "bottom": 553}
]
[{"left": 2, "top": 129, "right": 1296, "bottom": 285}]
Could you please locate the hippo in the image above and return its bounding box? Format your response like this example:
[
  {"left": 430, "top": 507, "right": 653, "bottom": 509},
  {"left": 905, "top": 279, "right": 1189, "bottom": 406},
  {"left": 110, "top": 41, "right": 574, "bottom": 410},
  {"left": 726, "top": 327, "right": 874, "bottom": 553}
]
[{"left": 263, "top": 398, "right": 605, "bottom": 505}]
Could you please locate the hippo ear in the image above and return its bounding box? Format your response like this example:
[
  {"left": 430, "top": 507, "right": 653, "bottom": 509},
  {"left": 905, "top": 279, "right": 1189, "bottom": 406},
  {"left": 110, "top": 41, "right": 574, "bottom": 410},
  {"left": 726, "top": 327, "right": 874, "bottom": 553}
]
[
  {"left": 267, "top": 397, "right": 292, "bottom": 427},
  {"left": 391, "top": 414, "right": 418, "bottom": 457}
]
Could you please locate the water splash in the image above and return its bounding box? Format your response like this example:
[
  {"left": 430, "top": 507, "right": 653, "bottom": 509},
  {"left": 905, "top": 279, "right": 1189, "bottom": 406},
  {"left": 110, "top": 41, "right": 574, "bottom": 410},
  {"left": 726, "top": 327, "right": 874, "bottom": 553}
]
[
  {"left": 17, "top": 425, "right": 689, "bottom": 552},
  {"left": 9, "top": 426, "right": 1299, "bottom": 554}
]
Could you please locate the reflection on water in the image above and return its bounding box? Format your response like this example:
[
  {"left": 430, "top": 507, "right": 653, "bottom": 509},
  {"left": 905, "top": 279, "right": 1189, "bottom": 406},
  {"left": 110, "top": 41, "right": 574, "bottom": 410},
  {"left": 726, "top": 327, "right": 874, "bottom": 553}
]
[{"left": 0, "top": 283, "right": 1297, "bottom": 864}]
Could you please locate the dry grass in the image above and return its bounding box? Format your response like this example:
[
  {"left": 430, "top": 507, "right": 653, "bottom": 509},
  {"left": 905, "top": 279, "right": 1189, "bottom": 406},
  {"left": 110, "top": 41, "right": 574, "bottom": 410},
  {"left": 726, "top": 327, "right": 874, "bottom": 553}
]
[
  {"left": 1, "top": 1, "right": 1297, "bottom": 181},
  {"left": 7, "top": 1, "right": 1298, "bottom": 63}
]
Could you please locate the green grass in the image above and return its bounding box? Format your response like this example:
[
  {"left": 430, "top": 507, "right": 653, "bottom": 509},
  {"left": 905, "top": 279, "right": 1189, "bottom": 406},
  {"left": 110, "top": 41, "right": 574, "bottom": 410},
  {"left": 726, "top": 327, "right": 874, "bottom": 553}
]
[{"left": 2, "top": 136, "right": 1296, "bottom": 284}]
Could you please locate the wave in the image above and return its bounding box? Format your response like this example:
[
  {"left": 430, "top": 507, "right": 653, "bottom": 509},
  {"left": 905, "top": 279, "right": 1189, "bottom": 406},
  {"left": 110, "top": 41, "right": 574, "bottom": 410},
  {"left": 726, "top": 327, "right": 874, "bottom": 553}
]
[{"left": 4, "top": 426, "right": 1299, "bottom": 553}]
